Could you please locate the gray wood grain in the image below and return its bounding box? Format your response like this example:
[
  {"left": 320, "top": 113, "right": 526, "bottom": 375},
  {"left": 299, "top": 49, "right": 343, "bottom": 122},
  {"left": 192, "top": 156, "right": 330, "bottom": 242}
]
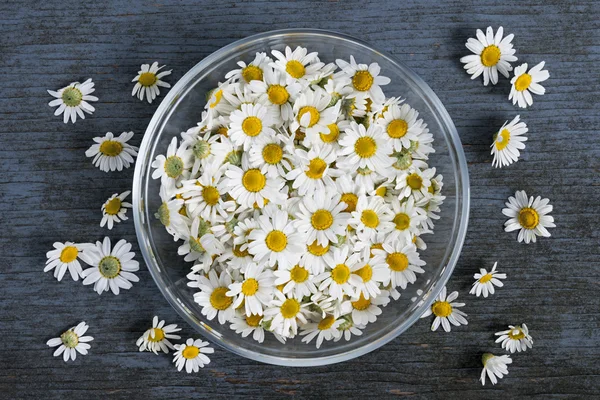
[{"left": 1, "top": 0, "right": 599, "bottom": 398}]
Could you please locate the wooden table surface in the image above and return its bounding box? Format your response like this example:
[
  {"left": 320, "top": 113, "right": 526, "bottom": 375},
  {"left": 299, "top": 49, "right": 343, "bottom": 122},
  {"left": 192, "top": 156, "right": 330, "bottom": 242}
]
[{"left": 1, "top": 0, "right": 599, "bottom": 398}]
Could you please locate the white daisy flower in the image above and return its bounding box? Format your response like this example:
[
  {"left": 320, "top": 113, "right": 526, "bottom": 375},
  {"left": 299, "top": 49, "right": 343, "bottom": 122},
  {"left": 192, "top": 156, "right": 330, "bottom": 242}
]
[
  {"left": 420, "top": 286, "right": 468, "bottom": 332},
  {"left": 376, "top": 103, "right": 427, "bottom": 151},
  {"left": 354, "top": 166, "right": 379, "bottom": 192},
  {"left": 300, "top": 240, "right": 333, "bottom": 276},
  {"left": 225, "top": 52, "right": 272, "bottom": 83},
  {"left": 491, "top": 115, "right": 528, "bottom": 168},
  {"left": 502, "top": 190, "right": 555, "bottom": 243},
  {"left": 151, "top": 137, "right": 193, "bottom": 188},
  {"left": 248, "top": 67, "right": 301, "bottom": 122},
  {"left": 410, "top": 127, "right": 436, "bottom": 160},
  {"left": 338, "top": 122, "right": 394, "bottom": 172},
  {"left": 353, "top": 231, "right": 387, "bottom": 264},
  {"left": 371, "top": 241, "right": 425, "bottom": 289},
  {"left": 156, "top": 185, "right": 190, "bottom": 241},
  {"left": 173, "top": 338, "right": 214, "bottom": 373},
  {"left": 191, "top": 270, "right": 235, "bottom": 324},
  {"left": 351, "top": 259, "right": 388, "bottom": 300},
  {"left": 100, "top": 190, "right": 132, "bottom": 230},
  {"left": 223, "top": 155, "right": 285, "bottom": 209},
  {"left": 274, "top": 264, "right": 318, "bottom": 300},
  {"left": 217, "top": 243, "right": 254, "bottom": 273},
  {"left": 131, "top": 62, "right": 172, "bottom": 103},
  {"left": 263, "top": 291, "right": 310, "bottom": 337},
  {"left": 480, "top": 354, "right": 512, "bottom": 386},
  {"left": 335, "top": 56, "right": 390, "bottom": 102},
  {"left": 229, "top": 312, "right": 266, "bottom": 343},
  {"left": 270, "top": 46, "right": 324, "bottom": 83},
  {"left": 80, "top": 237, "right": 139, "bottom": 295},
  {"left": 348, "top": 195, "right": 395, "bottom": 241},
  {"left": 470, "top": 262, "right": 506, "bottom": 298},
  {"left": 182, "top": 126, "right": 222, "bottom": 175},
  {"left": 299, "top": 315, "right": 343, "bottom": 348},
  {"left": 388, "top": 197, "right": 427, "bottom": 243},
  {"left": 233, "top": 215, "right": 259, "bottom": 249},
  {"left": 495, "top": 323, "right": 533, "bottom": 353},
  {"left": 317, "top": 246, "right": 363, "bottom": 301},
  {"left": 178, "top": 216, "right": 224, "bottom": 264},
  {"left": 204, "top": 83, "right": 235, "bottom": 127},
  {"left": 46, "top": 321, "right": 93, "bottom": 362},
  {"left": 323, "top": 75, "right": 353, "bottom": 110},
  {"left": 290, "top": 88, "right": 340, "bottom": 143},
  {"left": 286, "top": 144, "right": 338, "bottom": 196},
  {"left": 227, "top": 262, "right": 274, "bottom": 316},
  {"left": 346, "top": 291, "right": 390, "bottom": 326},
  {"left": 395, "top": 167, "right": 435, "bottom": 200},
  {"left": 179, "top": 164, "right": 235, "bottom": 221},
  {"left": 294, "top": 190, "right": 350, "bottom": 247},
  {"left": 248, "top": 134, "right": 295, "bottom": 178},
  {"left": 334, "top": 175, "right": 365, "bottom": 213},
  {"left": 209, "top": 136, "right": 242, "bottom": 168},
  {"left": 509, "top": 61, "right": 550, "bottom": 108},
  {"left": 229, "top": 103, "right": 277, "bottom": 151},
  {"left": 333, "top": 318, "right": 364, "bottom": 342},
  {"left": 44, "top": 241, "right": 88, "bottom": 281},
  {"left": 247, "top": 206, "right": 305, "bottom": 269},
  {"left": 48, "top": 79, "right": 98, "bottom": 123},
  {"left": 136, "top": 316, "right": 182, "bottom": 354},
  {"left": 460, "top": 26, "right": 517, "bottom": 86},
  {"left": 85, "top": 131, "right": 138, "bottom": 172},
  {"left": 340, "top": 91, "right": 369, "bottom": 119}
]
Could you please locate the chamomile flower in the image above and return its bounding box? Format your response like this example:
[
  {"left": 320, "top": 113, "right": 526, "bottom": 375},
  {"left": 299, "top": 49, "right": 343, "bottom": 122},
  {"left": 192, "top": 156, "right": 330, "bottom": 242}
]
[
  {"left": 395, "top": 167, "right": 435, "bottom": 200},
  {"left": 388, "top": 197, "right": 427, "bottom": 243},
  {"left": 48, "top": 79, "right": 98, "bottom": 123},
  {"left": 286, "top": 144, "right": 338, "bottom": 196},
  {"left": 227, "top": 262, "right": 274, "bottom": 316},
  {"left": 300, "top": 240, "right": 333, "bottom": 275},
  {"left": 346, "top": 291, "right": 390, "bottom": 326},
  {"left": 271, "top": 46, "right": 324, "bottom": 83},
  {"left": 290, "top": 88, "right": 340, "bottom": 143},
  {"left": 470, "top": 262, "right": 506, "bottom": 298},
  {"left": 495, "top": 323, "right": 533, "bottom": 353},
  {"left": 217, "top": 243, "right": 254, "bottom": 273},
  {"left": 230, "top": 312, "right": 266, "bottom": 343},
  {"left": 182, "top": 127, "right": 222, "bottom": 175},
  {"left": 335, "top": 56, "right": 390, "bottom": 102},
  {"left": 351, "top": 259, "right": 387, "bottom": 300},
  {"left": 263, "top": 291, "right": 310, "bottom": 337},
  {"left": 317, "top": 246, "right": 363, "bottom": 301},
  {"left": 225, "top": 52, "right": 272, "bottom": 83},
  {"left": 509, "top": 62, "right": 549, "bottom": 108},
  {"left": 131, "top": 62, "right": 172, "bottom": 103},
  {"left": 274, "top": 264, "right": 317, "bottom": 300},
  {"left": 80, "top": 237, "right": 139, "bottom": 295},
  {"left": 136, "top": 316, "right": 182, "bottom": 354},
  {"left": 85, "top": 131, "right": 138, "bottom": 172},
  {"left": 480, "top": 354, "right": 512, "bottom": 386},
  {"left": 229, "top": 103, "right": 277, "bottom": 151},
  {"left": 338, "top": 122, "right": 394, "bottom": 172},
  {"left": 491, "top": 115, "right": 528, "bottom": 168},
  {"left": 371, "top": 241, "right": 425, "bottom": 289},
  {"left": 151, "top": 137, "right": 193, "bottom": 188},
  {"left": 179, "top": 164, "right": 235, "bottom": 220},
  {"left": 299, "top": 315, "right": 343, "bottom": 348},
  {"left": 223, "top": 156, "right": 285, "bottom": 209},
  {"left": 204, "top": 83, "right": 235, "bottom": 127},
  {"left": 155, "top": 185, "right": 190, "bottom": 241},
  {"left": 502, "top": 190, "right": 555, "bottom": 243},
  {"left": 191, "top": 270, "right": 235, "bottom": 324},
  {"left": 44, "top": 242, "right": 88, "bottom": 281},
  {"left": 100, "top": 190, "right": 132, "bottom": 230},
  {"left": 460, "top": 26, "right": 517, "bottom": 86},
  {"left": 420, "top": 286, "right": 468, "bottom": 332},
  {"left": 334, "top": 175, "right": 365, "bottom": 213},
  {"left": 248, "top": 134, "right": 294, "bottom": 178},
  {"left": 334, "top": 318, "right": 364, "bottom": 342},
  {"left": 173, "top": 338, "right": 214, "bottom": 373},
  {"left": 178, "top": 216, "right": 224, "bottom": 264},
  {"left": 248, "top": 67, "right": 301, "bottom": 122},
  {"left": 294, "top": 190, "right": 350, "bottom": 247},
  {"left": 376, "top": 103, "right": 427, "bottom": 151},
  {"left": 46, "top": 321, "right": 93, "bottom": 362},
  {"left": 354, "top": 166, "right": 379, "bottom": 192},
  {"left": 348, "top": 195, "right": 395, "bottom": 240}
]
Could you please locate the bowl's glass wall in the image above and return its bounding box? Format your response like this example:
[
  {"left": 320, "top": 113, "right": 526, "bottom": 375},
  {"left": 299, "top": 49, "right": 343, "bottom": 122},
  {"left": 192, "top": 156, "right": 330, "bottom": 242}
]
[{"left": 133, "top": 29, "right": 469, "bottom": 366}]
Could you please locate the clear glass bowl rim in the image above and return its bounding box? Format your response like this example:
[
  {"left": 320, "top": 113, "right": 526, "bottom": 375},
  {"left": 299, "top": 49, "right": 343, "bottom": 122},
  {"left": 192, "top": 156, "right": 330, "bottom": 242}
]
[{"left": 132, "top": 28, "right": 470, "bottom": 367}]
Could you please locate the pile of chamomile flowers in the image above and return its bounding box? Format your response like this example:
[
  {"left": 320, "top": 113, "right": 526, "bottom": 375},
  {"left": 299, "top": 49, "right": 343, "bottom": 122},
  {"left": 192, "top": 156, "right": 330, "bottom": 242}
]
[{"left": 151, "top": 46, "right": 445, "bottom": 347}]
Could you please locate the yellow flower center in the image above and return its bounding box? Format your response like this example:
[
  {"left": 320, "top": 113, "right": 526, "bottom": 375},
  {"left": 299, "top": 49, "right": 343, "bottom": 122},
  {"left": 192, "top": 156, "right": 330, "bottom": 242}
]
[
  {"left": 351, "top": 294, "right": 371, "bottom": 311},
  {"left": 245, "top": 314, "right": 263, "bottom": 327},
  {"left": 262, "top": 143, "right": 283, "bottom": 164},
  {"left": 319, "top": 123, "right": 340, "bottom": 143},
  {"left": 406, "top": 173, "right": 423, "bottom": 190},
  {"left": 387, "top": 119, "right": 408, "bottom": 138},
  {"left": 267, "top": 84, "right": 290, "bottom": 105},
  {"left": 209, "top": 89, "right": 223, "bottom": 108},
  {"left": 98, "top": 255, "right": 121, "bottom": 278},
  {"left": 242, "top": 169, "right": 266, "bottom": 192},
  {"left": 361, "top": 209, "right": 379, "bottom": 228},
  {"left": 340, "top": 193, "right": 358, "bottom": 212},
  {"left": 305, "top": 158, "right": 327, "bottom": 179},
  {"left": 280, "top": 298, "right": 301, "bottom": 319},
  {"left": 298, "top": 106, "right": 320, "bottom": 127},
  {"left": 290, "top": 265, "right": 309, "bottom": 283},
  {"left": 202, "top": 186, "right": 220, "bottom": 206},
  {"left": 480, "top": 45, "right": 501, "bottom": 67},
  {"left": 431, "top": 301, "right": 452, "bottom": 318},
  {"left": 495, "top": 129, "right": 511, "bottom": 151},
  {"left": 182, "top": 345, "right": 200, "bottom": 360},
  {"left": 354, "top": 137, "right": 377, "bottom": 158},
  {"left": 311, "top": 209, "right": 334, "bottom": 230},
  {"left": 60, "top": 330, "right": 79, "bottom": 348},
  {"left": 518, "top": 207, "right": 539, "bottom": 229},
  {"left": 241, "top": 278, "right": 259, "bottom": 296},
  {"left": 479, "top": 273, "right": 493, "bottom": 283},
  {"left": 138, "top": 72, "right": 158, "bottom": 87},
  {"left": 386, "top": 252, "right": 409, "bottom": 272},
  {"left": 209, "top": 287, "right": 233, "bottom": 310},
  {"left": 318, "top": 315, "right": 336, "bottom": 330},
  {"left": 352, "top": 70, "right": 374, "bottom": 91},
  {"left": 59, "top": 246, "right": 79, "bottom": 263},
  {"left": 241, "top": 65, "right": 263, "bottom": 83},
  {"left": 148, "top": 328, "right": 165, "bottom": 342},
  {"left": 307, "top": 241, "right": 329, "bottom": 256},
  {"left": 515, "top": 73, "right": 532, "bottom": 91},
  {"left": 331, "top": 263, "right": 350, "bottom": 284},
  {"left": 99, "top": 140, "right": 123, "bottom": 157},
  {"left": 241, "top": 116, "right": 263, "bottom": 137},
  {"left": 216, "top": 126, "right": 228, "bottom": 137},
  {"left": 104, "top": 197, "right": 122, "bottom": 215},
  {"left": 265, "top": 230, "right": 287, "bottom": 252},
  {"left": 286, "top": 60, "right": 305, "bottom": 79},
  {"left": 375, "top": 186, "right": 387, "bottom": 197},
  {"left": 232, "top": 245, "right": 250, "bottom": 258},
  {"left": 393, "top": 213, "right": 410, "bottom": 230},
  {"left": 355, "top": 264, "right": 373, "bottom": 282},
  {"left": 509, "top": 328, "right": 526, "bottom": 340}
]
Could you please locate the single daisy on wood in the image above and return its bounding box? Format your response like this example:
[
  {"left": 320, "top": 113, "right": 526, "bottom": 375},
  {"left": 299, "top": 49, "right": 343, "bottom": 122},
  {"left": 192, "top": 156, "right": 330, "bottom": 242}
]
[
  {"left": 46, "top": 321, "right": 93, "bottom": 362},
  {"left": 502, "top": 190, "right": 555, "bottom": 243},
  {"left": 132, "top": 62, "right": 172, "bottom": 103},
  {"left": 470, "top": 261, "right": 506, "bottom": 297},
  {"left": 509, "top": 61, "right": 549, "bottom": 108},
  {"left": 85, "top": 131, "right": 138, "bottom": 172},
  {"left": 420, "top": 286, "right": 468, "bottom": 332},
  {"left": 491, "top": 115, "right": 528, "bottom": 168},
  {"left": 480, "top": 353, "right": 512, "bottom": 386},
  {"left": 48, "top": 78, "right": 98, "bottom": 123},
  {"left": 173, "top": 338, "right": 214, "bottom": 373},
  {"left": 495, "top": 323, "right": 533, "bottom": 353},
  {"left": 136, "top": 316, "right": 182, "bottom": 354},
  {"left": 45, "top": 241, "right": 89, "bottom": 281},
  {"left": 100, "top": 190, "right": 132, "bottom": 230}
]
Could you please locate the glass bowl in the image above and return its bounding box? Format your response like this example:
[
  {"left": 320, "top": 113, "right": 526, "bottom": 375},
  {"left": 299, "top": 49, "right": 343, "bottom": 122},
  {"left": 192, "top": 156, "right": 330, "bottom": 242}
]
[{"left": 132, "top": 29, "right": 469, "bottom": 366}]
